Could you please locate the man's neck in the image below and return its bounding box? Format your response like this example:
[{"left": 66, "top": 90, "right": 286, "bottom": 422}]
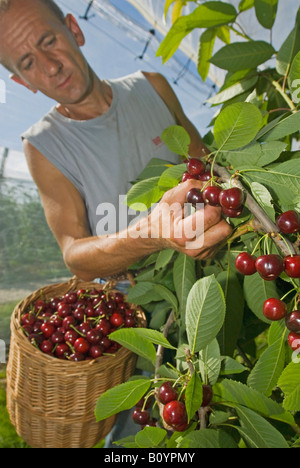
[{"left": 56, "top": 72, "right": 113, "bottom": 121}]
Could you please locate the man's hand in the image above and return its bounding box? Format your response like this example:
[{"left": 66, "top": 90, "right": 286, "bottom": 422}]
[{"left": 147, "top": 179, "right": 233, "bottom": 259}]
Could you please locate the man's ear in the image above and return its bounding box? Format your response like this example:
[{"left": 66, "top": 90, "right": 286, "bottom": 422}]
[
  {"left": 65, "top": 14, "right": 85, "bottom": 47},
  {"left": 10, "top": 74, "right": 38, "bottom": 93}
]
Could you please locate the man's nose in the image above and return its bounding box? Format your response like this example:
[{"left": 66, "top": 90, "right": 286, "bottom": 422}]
[{"left": 39, "top": 52, "right": 62, "bottom": 76}]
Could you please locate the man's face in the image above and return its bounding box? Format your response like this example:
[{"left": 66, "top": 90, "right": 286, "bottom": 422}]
[{"left": 0, "top": 0, "right": 92, "bottom": 104}]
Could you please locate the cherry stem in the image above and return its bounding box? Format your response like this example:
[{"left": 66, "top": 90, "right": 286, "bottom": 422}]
[
  {"left": 251, "top": 233, "right": 268, "bottom": 256},
  {"left": 280, "top": 288, "right": 298, "bottom": 303}
]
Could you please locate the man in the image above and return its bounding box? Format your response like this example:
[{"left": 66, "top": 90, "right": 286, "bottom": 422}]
[{"left": 0, "top": 0, "right": 232, "bottom": 284}]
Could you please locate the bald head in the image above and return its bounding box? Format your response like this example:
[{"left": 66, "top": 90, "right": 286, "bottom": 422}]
[{"left": 0, "top": 0, "right": 65, "bottom": 21}]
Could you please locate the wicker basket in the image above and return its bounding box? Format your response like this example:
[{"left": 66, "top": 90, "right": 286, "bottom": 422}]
[{"left": 6, "top": 276, "right": 145, "bottom": 449}]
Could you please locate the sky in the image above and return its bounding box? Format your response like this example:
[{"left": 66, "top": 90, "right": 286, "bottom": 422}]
[{"left": 0, "top": 0, "right": 215, "bottom": 163}]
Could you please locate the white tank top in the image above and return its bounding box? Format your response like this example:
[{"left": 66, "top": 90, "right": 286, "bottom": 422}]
[{"left": 22, "top": 71, "right": 180, "bottom": 236}]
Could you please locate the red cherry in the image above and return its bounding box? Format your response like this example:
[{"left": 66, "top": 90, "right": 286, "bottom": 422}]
[
  {"left": 89, "top": 345, "right": 103, "bottom": 359},
  {"left": 64, "top": 329, "right": 79, "bottom": 345},
  {"left": 276, "top": 210, "right": 300, "bottom": 234},
  {"left": 74, "top": 337, "right": 90, "bottom": 354},
  {"left": 55, "top": 343, "right": 70, "bottom": 359},
  {"left": 235, "top": 252, "right": 257, "bottom": 276},
  {"left": 62, "top": 315, "right": 76, "bottom": 331},
  {"left": 255, "top": 255, "right": 284, "bottom": 281},
  {"left": 73, "top": 307, "right": 85, "bottom": 322},
  {"left": 198, "top": 171, "right": 213, "bottom": 181},
  {"left": 50, "top": 330, "right": 65, "bottom": 344},
  {"left": 187, "top": 158, "right": 205, "bottom": 176},
  {"left": 40, "top": 340, "right": 54, "bottom": 354},
  {"left": 222, "top": 206, "right": 243, "bottom": 218},
  {"left": 62, "top": 292, "right": 78, "bottom": 304},
  {"left": 124, "top": 316, "right": 136, "bottom": 328},
  {"left": 219, "top": 188, "right": 244, "bottom": 210},
  {"left": 285, "top": 310, "right": 300, "bottom": 333},
  {"left": 288, "top": 331, "right": 300, "bottom": 351},
  {"left": 186, "top": 188, "right": 204, "bottom": 207},
  {"left": 21, "top": 313, "right": 36, "bottom": 327},
  {"left": 284, "top": 255, "right": 300, "bottom": 278},
  {"left": 34, "top": 299, "right": 47, "bottom": 314},
  {"left": 110, "top": 312, "right": 124, "bottom": 328},
  {"left": 132, "top": 408, "right": 150, "bottom": 426},
  {"left": 182, "top": 171, "right": 197, "bottom": 183},
  {"left": 163, "top": 401, "right": 188, "bottom": 429},
  {"left": 202, "top": 186, "right": 222, "bottom": 206},
  {"left": 158, "top": 382, "right": 178, "bottom": 405},
  {"left": 263, "top": 298, "right": 287, "bottom": 321},
  {"left": 95, "top": 318, "right": 111, "bottom": 336},
  {"left": 201, "top": 385, "right": 213, "bottom": 407},
  {"left": 86, "top": 329, "right": 102, "bottom": 344},
  {"left": 57, "top": 302, "right": 72, "bottom": 318},
  {"left": 69, "top": 352, "right": 86, "bottom": 362},
  {"left": 40, "top": 322, "right": 56, "bottom": 339}
]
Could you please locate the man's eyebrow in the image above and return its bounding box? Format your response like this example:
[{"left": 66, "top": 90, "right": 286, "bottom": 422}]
[{"left": 17, "top": 31, "right": 54, "bottom": 68}]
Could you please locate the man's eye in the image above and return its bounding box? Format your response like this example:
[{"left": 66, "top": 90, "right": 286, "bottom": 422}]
[
  {"left": 24, "top": 61, "right": 33, "bottom": 71},
  {"left": 46, "top": 37, "right": 56, "bottom": 46}
]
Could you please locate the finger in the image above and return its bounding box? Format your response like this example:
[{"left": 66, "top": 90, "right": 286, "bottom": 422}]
[
  {"left": 179, "top": 204, "right": 223, "bottom": 242},
  {"left": 183, "top": 219, "right": 232, "bottom": 253},
  {"left": 162, "top": 179, "right": 205, "bottom": 206}
]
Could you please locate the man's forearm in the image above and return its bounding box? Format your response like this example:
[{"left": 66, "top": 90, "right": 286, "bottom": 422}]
[{"left": 63, "top": 217, "right": 164, "bottom": 281}]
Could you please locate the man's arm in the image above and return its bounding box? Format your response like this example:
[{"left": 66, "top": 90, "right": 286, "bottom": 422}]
[
  {"left": 142, "top": 71, "right": 210, "bottom": 158},
  {"left": 23, "top": 139, "right": 231, "bottom": 282}
]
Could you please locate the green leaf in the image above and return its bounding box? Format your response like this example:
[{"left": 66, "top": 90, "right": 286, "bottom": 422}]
[
  {"left": 134, "top": 158, "right": 173, "bottom": 182},
  {"left": 243, "top": 273, "right": 280, "bottom": 323},
  {"left": 135, "top": 427, "right": 167, "bottom": 448},
  {"left": 126, "top": 281, "right": 164, "bottom": 305},
  {"left": 254, "top": 0, "right": 278, "bottom": 29},
  {"left": 125, "top": 176, "right": 164, "bottom": 211},
  {"left": 186, "top": 275, "right": 226, "bottom": 354},
  {"left": 278, "top": 361, "right": 300, "bottom": 412},
  {"left": 179, "top": 429, "right": 238, "bottom": 448},
  {"left": 161, "top": 125, "right": 190, "bottom": 156},
  {"left": 157, "top": 2, "right": 237, "bottom": 62},
  {"left": 185, "top": 371, "right": 203, "bottom": 422},
  {"left": 217, "top": 268, "right": 244, "bottom": 356},
  {"left": 288, "top": 51, "right": 300, "bottom": 103},
  {"left": 258, "top": 141, "right": 287, "bottom": 166},
  {"left": 250, "top": 182, "right": 275, "bottom": 221},
  {"left": 214, "top": 102, "right": 263, "bottom": 150},
  {"left": 108, "top": 328, "right": 157, "bottom": 364},
  {"left": 173, "top": 253, "right": 196, "bottom": 329},
  {"left": 213, "top": 379, "right": 295, "bottom": 426},
  {"left": 95, "top": 378, "right": 151, "bottom": 421},
  {"left": 210, "top": 41, "right": 275, "bottom": 72},
  {"left": 276, "top": 14, "right": 300, "bottom": 76},
  {"left": 199, "top": 338, "right": 221, "bottom": 385},
  {"left": 242, "top": 160, "right": 300, "bottom": 206},
  {"left": 247, "top": 335, "right": 286, "bottom": 396},
  {"left": 235, "top": 405, "right": 289, "bottom": 448},
  {"left": 198, "top": 28, "right": 217, "bottom": 82},
  {"left": 220, "top": 356, "right": 247, "bottom": 375},
  {"left": 262, "top": 111, "right": 300, "bottom": 141},
  {"left": 158, "top": 163, "right": 187, "bottom": 189},
  {"left": 131, "top": 327, "right": 176, "bottom": 350},
  {"left": 239, "top": 0, "right": 255, "bottom": 12},
  {"left": 152, "top": 284, "right": 179, "bottom": 314},
  {"left": 207, "top": 75, "right": 258, "bottom": 105},
  {"left": 155, "top": 249, "right": 176, "bottom": 270}
]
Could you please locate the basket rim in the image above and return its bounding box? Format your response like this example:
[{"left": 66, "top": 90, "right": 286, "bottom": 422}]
[{"left": 9, "top": 277, "right": 145, "bottom": 367}]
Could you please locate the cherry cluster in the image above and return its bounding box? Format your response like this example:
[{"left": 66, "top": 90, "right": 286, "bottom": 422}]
[
  {"left": 183, "top": 158, "right": 245, "bottom": 218},
  {"left": 132, "top": 381, "right": 213, "bottom": 433},
  {"left": 235, "top": 252, "right": 300, "bottom": 281},
  {"left": 20, "top": 288, "right": 138, "bottom": 361}
]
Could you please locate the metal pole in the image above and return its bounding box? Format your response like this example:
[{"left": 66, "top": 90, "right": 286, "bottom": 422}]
[{"left": 0, "top": 147, "right": 9, "bottom": 179}]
